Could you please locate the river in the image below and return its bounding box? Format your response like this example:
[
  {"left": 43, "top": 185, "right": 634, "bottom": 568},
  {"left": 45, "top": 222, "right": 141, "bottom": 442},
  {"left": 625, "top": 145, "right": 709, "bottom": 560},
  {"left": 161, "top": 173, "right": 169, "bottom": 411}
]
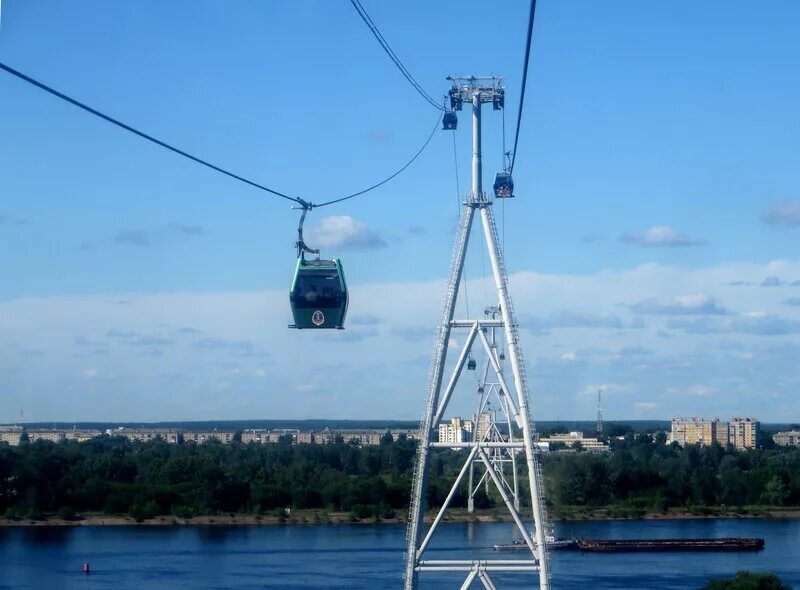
[{"left": 1, "top": 519, "right": 799, "bottom": 589}]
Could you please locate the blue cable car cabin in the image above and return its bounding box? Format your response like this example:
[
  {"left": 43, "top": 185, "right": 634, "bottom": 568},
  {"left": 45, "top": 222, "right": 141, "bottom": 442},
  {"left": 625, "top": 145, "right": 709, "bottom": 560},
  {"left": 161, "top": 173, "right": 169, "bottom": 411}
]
[{"left": 289, "top": 258, "right": 348, "bottom": 329}]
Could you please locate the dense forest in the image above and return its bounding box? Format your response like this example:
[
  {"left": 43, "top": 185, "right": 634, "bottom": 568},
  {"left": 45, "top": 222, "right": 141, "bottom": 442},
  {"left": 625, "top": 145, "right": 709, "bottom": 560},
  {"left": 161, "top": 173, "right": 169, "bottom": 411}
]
[{"left": 1, "top": 433, "right": 799, "bottom": 521}]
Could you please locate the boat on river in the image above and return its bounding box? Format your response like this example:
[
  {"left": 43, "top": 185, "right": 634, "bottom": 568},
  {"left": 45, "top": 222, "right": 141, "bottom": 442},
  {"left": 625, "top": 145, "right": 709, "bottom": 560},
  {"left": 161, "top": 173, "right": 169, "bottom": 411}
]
[{"left": 575, "top": 537, "right": 765, "bottom": 552}]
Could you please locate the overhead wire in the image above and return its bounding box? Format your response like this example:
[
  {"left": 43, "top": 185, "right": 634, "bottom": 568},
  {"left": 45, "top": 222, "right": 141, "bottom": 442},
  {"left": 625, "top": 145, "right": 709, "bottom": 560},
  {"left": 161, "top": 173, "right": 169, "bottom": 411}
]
[
  {"left": 0, "top": 61, "right": 303, "bottom": 205},
  {"left": 348, "top": 0, "right": 444, "bottom": 111},
  {"left": 0, "top": 60, "right": 438, "bottom": 211},
  {"left": 509, "top": 0, "right": 538, "bottom": 175},
  {"left": 314, "top": 114, "right": 440, "bottom": 208}
]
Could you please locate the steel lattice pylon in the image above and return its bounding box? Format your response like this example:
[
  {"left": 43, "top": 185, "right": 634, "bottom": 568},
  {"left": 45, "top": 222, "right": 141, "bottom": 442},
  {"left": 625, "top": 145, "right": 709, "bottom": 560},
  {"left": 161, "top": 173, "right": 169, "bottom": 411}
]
[{"left": 404, "top": 78, "right": 550, "bottom": 589}]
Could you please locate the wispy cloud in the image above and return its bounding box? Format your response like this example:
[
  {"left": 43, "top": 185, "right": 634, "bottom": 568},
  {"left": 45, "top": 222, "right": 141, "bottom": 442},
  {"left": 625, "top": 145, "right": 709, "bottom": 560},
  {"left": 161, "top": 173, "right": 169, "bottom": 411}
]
[
  {"left": 350, "top": 314, "right": 384, "bottom": 326},
  {"left": 784, "top": 297, "right": 800, "bottom": 307},
  {"left": 523, "top": 311, "right": 626, "bottom": 333},
  {"left": 408, "top": 225, "right": 427, "bottom": 235},
  {"left": 168, "top": 223, "right": 205, "bottom": 236},
  {"left": 114, "top": 230, "right": 151, "bottom": 247},
  {"left": 193, "top": 338, "right": 268, "bottom": 358},
  {"left": 761, "top": 201, "right": 800, "bottom": 228},
  {"left": 581, "top": 232, "right": 606, "bottom": 243},
  {"left": 107, "top": 329, "right": 174, "bottom": 346},
  {"left": 391, "top": 327, "right": 432, "bottom": 343},
  {"left": 620, "top": 225, "right": 707, "bottom": 248},
  {"left": 628, "top": 293, "right": 728, "bottom": 315},
  {"left": 761, "top": 276, "right": 784, "bottom": 287},
  {"left": 367, "top": 129, "right": 393, "bottom": 143},
  {"left": 113, "top": 223, "right": 206, "bottom": 248},
  {"left": 306, "top": 216, "right": 387, "bottom": 250},
  {"left": 670, "top": 313, "right": 800, "bottom": 336}
]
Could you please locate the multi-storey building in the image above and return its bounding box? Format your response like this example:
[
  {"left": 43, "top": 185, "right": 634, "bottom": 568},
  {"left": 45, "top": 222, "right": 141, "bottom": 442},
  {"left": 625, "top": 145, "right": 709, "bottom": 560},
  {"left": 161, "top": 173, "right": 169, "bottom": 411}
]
[
  {"left": 27, "top": 429, "right": 66, "bottom": 443},
  {"left": 65, "top": 429, "right": 102, "bottom": 442},
  {"left": 473, "top": 412, "right": 491, "bottom": 443},
  {"left": 336, "top": 430, "right": 384, "bottom": 445},
  {"left": 241, "top": 429, "right": 270, "bottom": 444},
  {"left": 671, "top": 417, "right": 759, "bottom": 449},
  {"left": 296, "top": 431, "right": 314, "bottom": 444},
  {"left": 670, "top": 418, "right": 727, "bottom": 446},
  {"left": 110, "top": 428, "right": 180, "bottom": 444},
  {"left": 539, "top": 431, "right": 609, "bottom": 452},
  {"left": 728, "top": 418, "right": 759, "bottom": 450},
  {"left": 438, "top": 418, "right": 468, "bottom": 445},
  {"left": 773, "top": 430, "right": 800, "bottom": 447},
  {"left": 184, "top": 430, "right": 235, "bottom": 444},
  {"left": 0, "top": 425, "right": 23, "bottom": 446}
]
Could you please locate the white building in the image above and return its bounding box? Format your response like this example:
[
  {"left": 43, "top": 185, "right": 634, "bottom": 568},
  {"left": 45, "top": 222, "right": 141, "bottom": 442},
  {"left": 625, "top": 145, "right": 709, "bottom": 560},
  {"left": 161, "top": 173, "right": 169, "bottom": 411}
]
[
  {"left": 473, "top": 412, "right": 491, "bottom": 443},
  {"left": 439, "top": 418, "right": 468, "bottom": 445},
  {"left": 0, "top": 425, "right": 23, "bottom": 446},
  {"left": 539, "top": 431, "right": 609, "bottom": 452},
  {"left": 773, "top": 430, "right": 800, "bottom": 447}
]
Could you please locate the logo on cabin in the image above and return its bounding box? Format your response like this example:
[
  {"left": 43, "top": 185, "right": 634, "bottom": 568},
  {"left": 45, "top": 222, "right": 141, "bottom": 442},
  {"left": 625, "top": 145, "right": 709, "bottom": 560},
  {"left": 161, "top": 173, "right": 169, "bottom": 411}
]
[{"left": 312, "top": 310, "right": 325, "bottom": 326}]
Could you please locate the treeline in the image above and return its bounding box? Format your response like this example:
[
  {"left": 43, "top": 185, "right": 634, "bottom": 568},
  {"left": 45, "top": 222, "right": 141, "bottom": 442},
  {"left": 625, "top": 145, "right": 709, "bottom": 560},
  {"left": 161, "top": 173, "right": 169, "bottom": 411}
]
[
  {"left": 0, "top": 434, "right": 472, "bottom": 521},
  {"left": 543, "top": 434, "right": 800, "bottom": 515},
  {"left": 1, "top": 433, "right": 799, "bottom": 522}
]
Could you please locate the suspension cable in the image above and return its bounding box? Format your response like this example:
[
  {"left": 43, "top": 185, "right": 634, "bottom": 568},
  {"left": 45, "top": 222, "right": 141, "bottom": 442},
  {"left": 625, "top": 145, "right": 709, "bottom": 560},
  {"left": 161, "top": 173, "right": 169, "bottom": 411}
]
[
  {"left": 314, "top": 115, "right": 440, "bottom": 208},
  {"left": 509, "top": 0, "right": 538, "bottom": 175},
  {"left": 0, "top": 62, "right": 304, "bottom": 205},
  {"left": 0, "top": 60, "right": 438, "bottom": 211},
  {"left": 348, "top": 0, "right": 444, "bottom": 111}
]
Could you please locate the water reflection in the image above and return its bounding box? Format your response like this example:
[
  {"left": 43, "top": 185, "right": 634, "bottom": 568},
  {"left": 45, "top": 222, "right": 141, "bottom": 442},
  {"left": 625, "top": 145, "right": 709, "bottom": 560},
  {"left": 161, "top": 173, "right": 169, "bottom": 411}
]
[{"left": 21, "top": 526, "right": 73, "bottom": 544}]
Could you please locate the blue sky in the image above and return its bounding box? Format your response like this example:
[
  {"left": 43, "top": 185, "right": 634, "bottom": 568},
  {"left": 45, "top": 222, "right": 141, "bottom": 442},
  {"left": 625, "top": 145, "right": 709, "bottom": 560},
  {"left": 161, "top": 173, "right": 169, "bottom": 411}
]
[{"left": 1, "top": 1, "right": 799, "bottom": 422}]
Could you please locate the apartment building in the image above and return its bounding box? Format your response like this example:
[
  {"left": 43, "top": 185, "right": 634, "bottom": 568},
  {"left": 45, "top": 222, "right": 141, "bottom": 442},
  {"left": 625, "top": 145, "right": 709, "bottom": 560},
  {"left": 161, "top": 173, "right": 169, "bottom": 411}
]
[
  {"left": 539, "top": 431, "right": 609, "bottom": 452},
  {"left": 728, "top": 418, "right": 759, "bottom": 450},
  {"left": 0, "top": 425, "right": 23, "bottom": 446},
  {"left": 183, "top": 430, "right": 235, "bottom": 444},
  {"left": 27, "top": 429, "right": 66, "bottom": 443},
  {"left": 439, "top": 418, "right": 468, "bottom": 445},
  {"left": 670, "top": 418, "right": 727, "bottom": 446},
  {"left": 773, "top": 430, "right": 800, "bottom": 447},
  {"left": 111, "top": 428, "right": 180, "bottom": 444},
  {"left": 65, "top": 429, "right": 102, "bottom": 443},
  {"left": 671, "top": 417, "right": 759, "bottom": 449}
]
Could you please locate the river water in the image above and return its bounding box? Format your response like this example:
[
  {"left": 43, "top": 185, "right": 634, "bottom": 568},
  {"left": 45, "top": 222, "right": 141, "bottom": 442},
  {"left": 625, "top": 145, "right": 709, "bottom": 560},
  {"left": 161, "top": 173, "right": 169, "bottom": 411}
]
[{"left": 1, "top": 519, "right": 799, "bottom": 589}]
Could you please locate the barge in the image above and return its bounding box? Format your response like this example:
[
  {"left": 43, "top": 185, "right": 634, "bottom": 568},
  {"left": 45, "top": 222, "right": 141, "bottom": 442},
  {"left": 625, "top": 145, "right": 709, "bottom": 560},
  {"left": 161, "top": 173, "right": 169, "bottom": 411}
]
[
  {"left": 575, "top": 537, "right": 765, "bottom": 552},
  {"left": 493, "top": 537, "right": 764, "bottom": 553}
]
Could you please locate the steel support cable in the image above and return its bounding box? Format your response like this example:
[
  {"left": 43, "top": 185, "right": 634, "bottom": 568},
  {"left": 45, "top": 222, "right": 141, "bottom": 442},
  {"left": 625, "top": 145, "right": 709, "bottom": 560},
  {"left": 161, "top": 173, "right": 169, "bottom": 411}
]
[
  {"left": 0, "top": 60, "right": 438, "bottom": 210},
  {"left": 348, "top": 0, "right": 444, "bottom": 111},
  {"left": 314, "top": 115, "right": 440, "bottom": 208},
  {"left": 0, "top": 61, "right": 303, "bottom": 205},
  {"left": 509, "top": 0, "right": 538, "bottom": 175}
]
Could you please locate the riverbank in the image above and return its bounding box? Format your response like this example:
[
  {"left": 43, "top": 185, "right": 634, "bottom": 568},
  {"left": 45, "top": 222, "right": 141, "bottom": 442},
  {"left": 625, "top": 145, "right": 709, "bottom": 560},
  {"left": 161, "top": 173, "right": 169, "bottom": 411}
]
[{"left": 3, "top": 506, "right": 800, "bottom": 527}]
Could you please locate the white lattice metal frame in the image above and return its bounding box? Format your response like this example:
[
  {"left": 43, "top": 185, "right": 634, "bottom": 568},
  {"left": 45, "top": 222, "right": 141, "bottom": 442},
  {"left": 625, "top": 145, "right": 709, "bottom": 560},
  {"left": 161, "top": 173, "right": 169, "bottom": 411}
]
[{"left": 404, "top": 79, "right": 550, "bottom": 590}]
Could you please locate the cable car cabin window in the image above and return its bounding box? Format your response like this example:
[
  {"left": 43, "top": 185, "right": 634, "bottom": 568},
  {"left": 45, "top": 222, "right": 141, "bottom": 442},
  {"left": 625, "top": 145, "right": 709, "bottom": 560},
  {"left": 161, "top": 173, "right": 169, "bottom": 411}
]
[{"left": 293, "top": 271, "right": 342, "bottom": 309}]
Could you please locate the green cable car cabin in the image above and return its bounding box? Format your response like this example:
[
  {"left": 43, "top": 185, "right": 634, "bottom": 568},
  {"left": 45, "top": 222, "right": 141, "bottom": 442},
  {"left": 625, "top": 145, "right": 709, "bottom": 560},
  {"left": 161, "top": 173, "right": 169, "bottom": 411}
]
[{"left": 289, "top": 258, "right": 348, "bottom": 329}]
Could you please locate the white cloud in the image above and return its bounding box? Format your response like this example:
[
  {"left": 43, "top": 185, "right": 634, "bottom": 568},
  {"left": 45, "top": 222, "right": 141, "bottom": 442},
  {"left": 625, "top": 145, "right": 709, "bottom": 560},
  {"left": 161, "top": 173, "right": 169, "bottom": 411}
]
[
  {"left": 620, "top": 225, "right": 707, "bottom": 248},
  {"left": 3, "top": 258, "right": 800, "bottom": 421},
  {"left": 82, "top": 367, "right": 99, "bottom": 379},
  {"left": 628, "top": 293, "right": 727, "bottom": 315},
  {"left": 761, "top": 202, "right": 800, "bottom": 228},
  {"left": 635, "top": 402, "right": 659, "bottom": 410},
  {"left": 306, "top": 216, "right": 387, "bottom": 250}
]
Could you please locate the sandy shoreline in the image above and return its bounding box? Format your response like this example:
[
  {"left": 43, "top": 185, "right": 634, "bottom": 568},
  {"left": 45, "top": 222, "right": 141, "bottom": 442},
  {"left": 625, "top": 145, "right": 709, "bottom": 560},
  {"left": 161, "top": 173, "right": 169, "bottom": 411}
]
[{"left": 2, "top": 507, "right": 800, "bottom": 527}]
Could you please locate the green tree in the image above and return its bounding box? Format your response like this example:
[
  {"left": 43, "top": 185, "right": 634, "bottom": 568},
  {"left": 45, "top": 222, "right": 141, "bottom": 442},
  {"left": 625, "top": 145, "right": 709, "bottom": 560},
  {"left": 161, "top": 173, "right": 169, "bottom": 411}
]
[{"left": 700, "top": 570, "right": 791, "bottom": 589}]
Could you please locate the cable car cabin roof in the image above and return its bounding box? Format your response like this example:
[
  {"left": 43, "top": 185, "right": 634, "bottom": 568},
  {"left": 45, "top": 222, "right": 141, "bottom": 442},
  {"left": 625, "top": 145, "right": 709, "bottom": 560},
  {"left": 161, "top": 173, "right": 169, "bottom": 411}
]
[{"left": 289, "top": 258, "right": 349, "bottom": 329}]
